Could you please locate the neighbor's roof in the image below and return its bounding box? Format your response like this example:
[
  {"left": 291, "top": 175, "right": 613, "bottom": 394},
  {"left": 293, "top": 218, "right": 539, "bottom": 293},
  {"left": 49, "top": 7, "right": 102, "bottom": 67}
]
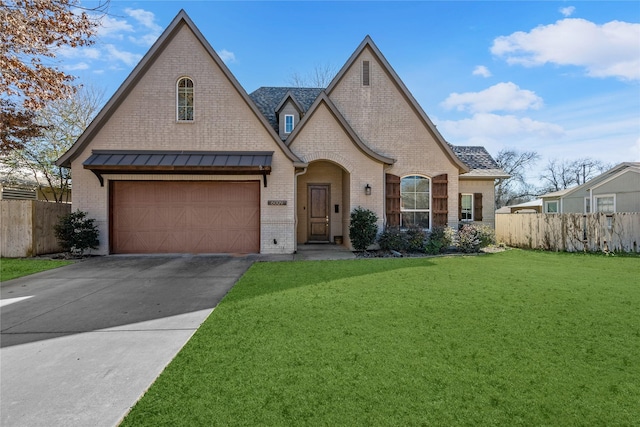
[
  {"left": 451, "top": 145, "right": 510, "bottom": 179},
  {"left": 249, "top": 87, "right": 324, "bottom": 133}
]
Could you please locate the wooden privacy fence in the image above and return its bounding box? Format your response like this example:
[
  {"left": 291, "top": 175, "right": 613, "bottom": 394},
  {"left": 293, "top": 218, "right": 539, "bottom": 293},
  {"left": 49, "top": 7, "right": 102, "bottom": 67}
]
[
  {"left": 496, "top": 213, "right": 640, "bottom": 253},
  {"left": 0, "top": 200, "right": 71, "bottom": 257}
]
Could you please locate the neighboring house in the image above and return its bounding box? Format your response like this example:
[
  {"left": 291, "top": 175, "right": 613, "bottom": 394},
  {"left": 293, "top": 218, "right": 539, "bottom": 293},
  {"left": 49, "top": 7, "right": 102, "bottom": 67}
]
[
  {"left": 539, "top": 162, "right": 640, "bottom": 214},
  {"left": 56, "top": 10, "right": 507, "bottom": 255},
  {"left": 495, "top": 199, "right": 542, "bottom": 214}
]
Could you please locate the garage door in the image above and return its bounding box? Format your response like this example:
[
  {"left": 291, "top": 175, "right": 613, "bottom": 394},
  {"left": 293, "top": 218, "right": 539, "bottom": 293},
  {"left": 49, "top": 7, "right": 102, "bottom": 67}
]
[{"left": 111, "top": 181, "right": 260, "bottom": 254}]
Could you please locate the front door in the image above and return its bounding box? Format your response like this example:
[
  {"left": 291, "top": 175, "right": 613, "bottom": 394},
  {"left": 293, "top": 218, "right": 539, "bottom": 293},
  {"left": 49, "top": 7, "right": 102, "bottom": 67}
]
[{"left": 308, "top": 184, "right": 330, "bottom": 242}]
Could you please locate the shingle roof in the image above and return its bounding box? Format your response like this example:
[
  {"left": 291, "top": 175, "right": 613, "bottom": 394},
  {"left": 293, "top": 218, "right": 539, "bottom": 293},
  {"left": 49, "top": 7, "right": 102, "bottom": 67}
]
[
  {"left": 249, "top": 87, "right": 324, "bottom": 132},
  {"left": 449, "top": 145, "right": 509, "bottom": 178}
]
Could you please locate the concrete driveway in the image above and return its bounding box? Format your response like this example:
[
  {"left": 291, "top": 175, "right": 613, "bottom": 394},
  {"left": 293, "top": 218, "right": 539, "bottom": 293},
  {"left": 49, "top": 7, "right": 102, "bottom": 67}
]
[{"left": 0, "top": 255, "right": 255, "bottom": 427}]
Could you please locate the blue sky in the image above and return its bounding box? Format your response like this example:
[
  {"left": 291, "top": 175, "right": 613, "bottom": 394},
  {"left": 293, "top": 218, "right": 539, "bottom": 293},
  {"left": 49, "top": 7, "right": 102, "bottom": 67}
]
[{"left": 64, "top": 1, "right": 639, "bottom": 184}]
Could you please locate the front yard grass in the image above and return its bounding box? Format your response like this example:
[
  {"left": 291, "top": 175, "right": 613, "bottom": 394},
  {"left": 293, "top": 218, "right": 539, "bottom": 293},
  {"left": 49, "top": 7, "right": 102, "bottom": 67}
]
[
  {"left": 0, "top": 258, "right": 72, "bottom": 282},
  {"left": 122, "top": 250, "right": 639, "bottom": 426}
]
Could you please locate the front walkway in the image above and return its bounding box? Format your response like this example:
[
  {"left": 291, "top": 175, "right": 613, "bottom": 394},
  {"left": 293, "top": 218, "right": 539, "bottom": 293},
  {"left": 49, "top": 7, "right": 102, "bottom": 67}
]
[{"left": 258, "top": 244, "right": 356, "bottom": 262}]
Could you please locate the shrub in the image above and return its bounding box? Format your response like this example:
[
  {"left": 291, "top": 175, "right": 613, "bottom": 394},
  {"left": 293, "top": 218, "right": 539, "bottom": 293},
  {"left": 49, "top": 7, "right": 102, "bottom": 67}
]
[
  {"left": 54, "top": 210, "right": 99, "bottom": 256},
  {"left": 456, "top": 224, "right": 489, "bottom": 253},
  {"left": 476, "top": 224, "right": 496, "bottom": 247},
  {"left": 405, "top": 226, "right": 427, "bottom": 253},
  {"left": 378, "top": 227, "right": 407, "bottom": 251},
  {"left": 425, "top": 226, "right": 455, "bottom": 255},
  {"left": 349, "top": 207, "right": 378, "bottom": 251}
]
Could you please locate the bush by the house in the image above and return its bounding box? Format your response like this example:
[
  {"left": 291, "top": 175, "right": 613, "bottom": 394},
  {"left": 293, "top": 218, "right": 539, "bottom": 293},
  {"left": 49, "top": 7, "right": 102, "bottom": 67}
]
[
  {"left": 349, "top": 207, "right": 378, "bottom": 251},
  {"left": 405, "top": 226, "right": 427, "bottom": 253},
  {"left": 378, "top": 227, "right": 407, "bottom": 252},
  {"left": 425, "top": 226, "right": 455, "bottom": 255},
  {"left": 456, "top": 224, "right": 495, "bottom": 253},
  {"left": 54, "top": 210, "right": 100, "bottom": 256}
]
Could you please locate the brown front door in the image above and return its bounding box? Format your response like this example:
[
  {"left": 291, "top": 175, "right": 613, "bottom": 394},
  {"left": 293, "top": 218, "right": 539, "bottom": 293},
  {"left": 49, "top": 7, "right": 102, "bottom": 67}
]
[{"left": 308, "top": 184, "right": 330, "bottom": 242}]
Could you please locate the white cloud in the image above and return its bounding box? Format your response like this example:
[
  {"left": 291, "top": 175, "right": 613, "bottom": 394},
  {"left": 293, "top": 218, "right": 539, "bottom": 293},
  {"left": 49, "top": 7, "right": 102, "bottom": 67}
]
[
  {"left": 441, "top": 82, "right": 543, "bottom": 113},
  {"left": 472, "top": 65, "right": 492, "bottom": 78},
  {"left": 64, "top": 62, "right": 90, "bottom": 71},
  {"left": 97, "top": 15, "right": 134, "bottom": 38},
  {"left": 56, "top": 46, "right": 101, "bottom": 60},
  {"left": 559, "top": 6, "right": 575, "bottom": 17},
  {"left": 128, "top": 34, "right": 160, "bottom": 47},
  {"left": 219, "top": 49, "right": 237, "bottom": 64},
  {"left": 125, "top": 8, "right": 162, "bottom": 33},
  {"left": 105, "top": 44, "right": 142, "bottom": 67},
  {"left": 439, "top": 113, "right": 564, "bottom": 141},
  {"left": 491, "top": 18, "right": 640, "bottom": 81}
]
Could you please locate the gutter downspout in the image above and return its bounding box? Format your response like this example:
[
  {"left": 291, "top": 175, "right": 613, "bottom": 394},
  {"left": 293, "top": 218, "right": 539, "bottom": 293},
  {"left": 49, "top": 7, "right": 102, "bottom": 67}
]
[{"left": 294, "top": 167, "right": 308, "bottom": 254}]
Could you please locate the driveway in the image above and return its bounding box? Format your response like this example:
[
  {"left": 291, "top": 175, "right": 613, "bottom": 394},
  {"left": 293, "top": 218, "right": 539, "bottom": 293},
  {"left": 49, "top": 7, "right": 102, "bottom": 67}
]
[{"left": 0, "top": 255, "right": 255, "bottom": 427}]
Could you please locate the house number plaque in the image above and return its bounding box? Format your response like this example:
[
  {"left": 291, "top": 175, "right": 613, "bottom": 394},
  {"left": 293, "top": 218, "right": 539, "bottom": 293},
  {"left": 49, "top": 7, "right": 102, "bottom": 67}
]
[{"left": 268, "top": 200, "right": 287, "bottom": 206}]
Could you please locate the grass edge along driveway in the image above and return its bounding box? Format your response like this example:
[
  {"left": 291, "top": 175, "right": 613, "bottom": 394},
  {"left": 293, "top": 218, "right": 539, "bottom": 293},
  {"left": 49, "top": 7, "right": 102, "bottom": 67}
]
[
  {"left": 0, "top": 258, "right": 73, "bottom": 282},
  {"left": 122, "top": 250, "right": 639, "bottom": 426}
]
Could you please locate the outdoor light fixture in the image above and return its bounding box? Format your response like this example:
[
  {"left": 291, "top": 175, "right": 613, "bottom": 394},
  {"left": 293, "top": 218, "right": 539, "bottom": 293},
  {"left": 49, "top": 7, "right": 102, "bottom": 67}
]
[{"left": 365, "top": 184, "right": 372, "bottom": 195}]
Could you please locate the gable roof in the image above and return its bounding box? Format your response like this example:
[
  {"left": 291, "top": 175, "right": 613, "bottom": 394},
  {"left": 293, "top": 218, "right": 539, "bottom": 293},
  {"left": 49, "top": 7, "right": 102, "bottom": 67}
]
[
  {"left": 325, "top": 35, "right": 470, "bottom": 174},
  {"left": 57, "top": 10, "right": 305, "bottom": 168},
  {"left": 249, "top": 87, "right": 324, "bottom": 133},
  {"left": 451, "top": 146, "right": 510, "bottom": 179},
  {"left": 540, "top": 162, "right": 640, "bottom": 199},
  {"left": 287, "top": 92, "right": 395, "bottom": 165}
]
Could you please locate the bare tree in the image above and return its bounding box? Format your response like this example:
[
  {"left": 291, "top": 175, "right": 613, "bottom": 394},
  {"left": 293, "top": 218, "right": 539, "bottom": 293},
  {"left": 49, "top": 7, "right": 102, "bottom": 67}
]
[
  {"left": 287, "top": 63, "right": 337, "bottom": 88},
  {"left": 539, "top": 158, "right": 611, "bottom": 193},
  {"left": 0, "top": 0, "right": 107, "bottom": 152},
  {"left": 2, "top": 85, "right": 104, "bottom": 202},
  {"left": 494, "top": 148, "right": 540, "bottom": 208}
]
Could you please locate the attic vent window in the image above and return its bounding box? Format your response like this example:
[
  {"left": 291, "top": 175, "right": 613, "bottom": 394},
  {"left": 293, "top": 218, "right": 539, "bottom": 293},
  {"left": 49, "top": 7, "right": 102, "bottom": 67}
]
[
  {"left": 284, "top": 115, "right": 294, "bottom": 133},
  {"left": 362, "top": 61, "right": 370, "bottom": 86},
  {"left": 177, "top": 77, "right": 194, "bottom": 121}
]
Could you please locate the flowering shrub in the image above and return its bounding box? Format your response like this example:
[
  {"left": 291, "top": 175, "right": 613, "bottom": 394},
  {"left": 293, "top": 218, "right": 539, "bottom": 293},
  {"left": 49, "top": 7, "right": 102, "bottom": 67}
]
[{"left": 456, "top": 224, "right": 495, "bottom": 253}]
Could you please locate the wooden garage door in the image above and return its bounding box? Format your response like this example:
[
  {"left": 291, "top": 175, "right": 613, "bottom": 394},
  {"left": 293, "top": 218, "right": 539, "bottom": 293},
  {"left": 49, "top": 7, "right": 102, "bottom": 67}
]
[{"left": 111, "top": 181, "right": 260, "bottom": 254}]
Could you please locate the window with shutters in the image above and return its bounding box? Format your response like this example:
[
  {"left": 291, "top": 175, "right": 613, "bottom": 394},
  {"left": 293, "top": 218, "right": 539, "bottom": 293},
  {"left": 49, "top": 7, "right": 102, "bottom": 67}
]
[
  {"left": 460, "top": 194, "right": 473, "bottom": 221},
  {"left": 400, "top": 175, "right": 430, "bottom": 229},
  {"left": 177, "top": 77, "right": 194, "bottom": 121}
]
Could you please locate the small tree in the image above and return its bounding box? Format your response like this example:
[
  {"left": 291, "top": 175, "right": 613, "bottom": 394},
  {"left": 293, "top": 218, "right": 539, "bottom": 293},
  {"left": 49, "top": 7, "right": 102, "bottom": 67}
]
[
  {"left": 54, "top": 210, "right": 99, "bottom": 256},
  {"left": 349, "top": 207, "right": 378, "bottom": 251}
]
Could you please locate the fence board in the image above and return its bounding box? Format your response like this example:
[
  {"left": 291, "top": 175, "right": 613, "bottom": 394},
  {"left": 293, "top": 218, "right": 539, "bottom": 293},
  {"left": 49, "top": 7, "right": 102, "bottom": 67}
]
[
  {"left": 0, "top": 200, "right": 71, "bottom": 257},
  {"left": 496, "top": 213, "right": 640, "bottom": 253}
]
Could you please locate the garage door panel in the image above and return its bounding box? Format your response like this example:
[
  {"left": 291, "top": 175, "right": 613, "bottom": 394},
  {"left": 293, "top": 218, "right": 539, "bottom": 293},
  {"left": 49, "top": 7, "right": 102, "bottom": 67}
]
[{"left": 111, "top": 181, "right": 259, "bottom": 254}]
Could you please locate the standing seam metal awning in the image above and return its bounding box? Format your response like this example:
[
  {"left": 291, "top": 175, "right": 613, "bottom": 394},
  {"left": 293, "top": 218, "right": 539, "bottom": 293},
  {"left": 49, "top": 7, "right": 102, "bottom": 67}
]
[{"left": 83, "top": 150, "right": 273, "bottom": 187}]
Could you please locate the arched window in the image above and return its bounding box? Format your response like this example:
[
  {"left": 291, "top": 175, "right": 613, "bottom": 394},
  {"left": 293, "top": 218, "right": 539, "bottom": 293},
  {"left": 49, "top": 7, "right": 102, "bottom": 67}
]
[
  {"left": 177, "top": 77, "right": 194, "bottom": 121},
  {"left": 400, "top": 175, "right": 430, "bottom": 229}
]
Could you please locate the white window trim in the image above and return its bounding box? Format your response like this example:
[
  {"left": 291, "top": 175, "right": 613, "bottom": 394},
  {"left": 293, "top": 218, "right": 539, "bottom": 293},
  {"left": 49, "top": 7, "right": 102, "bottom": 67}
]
[
  {"left": 176, "top": 76, "right": 194, "bottom": 122},
  {"left": 284, "top": 114, "right": 294, "bottom": 133},
  {"left": 461, "top": 193, "right": 474, "bottom": 222},
  {"left": 400, "top": 174, "right": 431, "bottom": 230},
  {"left": 544, "top": 200, "right": 559, "bottom": 213},
  {"left": 594, "top": 194, "right": 616, "bottom": 213}
]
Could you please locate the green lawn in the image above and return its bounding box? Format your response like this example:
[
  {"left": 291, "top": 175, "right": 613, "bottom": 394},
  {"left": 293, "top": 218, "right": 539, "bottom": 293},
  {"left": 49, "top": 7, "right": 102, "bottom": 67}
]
[
  {"left": 122, "top": 250, "right": 639, "bottom": 426},
  {"left": 0, "top": 258, "right": 72, "bottom": 282}
]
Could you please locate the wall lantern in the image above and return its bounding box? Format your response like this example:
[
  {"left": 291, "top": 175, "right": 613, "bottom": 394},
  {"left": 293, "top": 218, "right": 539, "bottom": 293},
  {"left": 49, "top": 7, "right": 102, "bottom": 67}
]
[{"left": 365, "top": 183, "right": 372, "bottom": 196}]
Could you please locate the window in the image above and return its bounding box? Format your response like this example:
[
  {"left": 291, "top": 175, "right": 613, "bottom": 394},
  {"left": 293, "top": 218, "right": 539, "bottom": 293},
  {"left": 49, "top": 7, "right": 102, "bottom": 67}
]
[
  {"left": 400, "top": 175, "right": 430, "bottom": 228},
  {"left": 584, "top": 197, "right": 591, "bottom": 214},
  {"left": 594, "top": 195, "right": 615, "bottom": 213},
  {"left": 460, "top": 194, "right": 473, "bottom": 221},
  {"left": 177, "top": 77, "right": 194, "bottom": 121},
  {"left": 284, "top": 115, "right": 294, "bottom": 133},
  {"left": 545, "top": 200, "right": 559, "bottom": 213}
]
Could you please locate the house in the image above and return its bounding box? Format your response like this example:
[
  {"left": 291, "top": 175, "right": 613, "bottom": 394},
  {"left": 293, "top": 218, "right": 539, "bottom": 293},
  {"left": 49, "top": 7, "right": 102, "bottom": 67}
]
[
  {"left": 495, "top": 199, "right": 542, "bottom": 214},
  {"left": 539, "top": 163, "right": 640, "bottom": 215},
  {"left": 57, "top": 10, "right": 507, "bottom": 255}
]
